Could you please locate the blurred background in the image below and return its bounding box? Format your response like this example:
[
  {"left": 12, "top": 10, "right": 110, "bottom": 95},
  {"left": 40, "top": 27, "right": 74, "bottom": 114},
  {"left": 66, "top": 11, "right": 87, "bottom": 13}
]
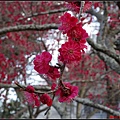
[{"left": 0, "top": 1, "right": 120, "bottom": 119}]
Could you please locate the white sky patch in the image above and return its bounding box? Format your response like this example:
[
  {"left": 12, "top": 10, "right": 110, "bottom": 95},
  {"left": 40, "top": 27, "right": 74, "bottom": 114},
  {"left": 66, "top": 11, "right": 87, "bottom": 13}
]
[{"left": 0, "top": 88, "right": 17, "bottom": 102}]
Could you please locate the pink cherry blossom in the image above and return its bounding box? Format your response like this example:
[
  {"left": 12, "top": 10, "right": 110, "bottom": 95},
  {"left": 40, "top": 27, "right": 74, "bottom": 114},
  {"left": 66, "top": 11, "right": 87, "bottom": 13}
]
[
  {"left": 58, "top": 82, "right": 79, "bottom": 102},
  {"left": 40, "top": 93, "right": 52, "bottom": 106},
  {"left": 33, "top": 51, "right": 52, "bottom": 74},
  {"left": 58, "top": 40, "right": 82, "bottom": 63},
  {"left": 46, "top": 66, "right": 60, "bottom": 80},
  {"left": 25, "top": 85, "right": 35, "bottom": 93},
  {"left": 24, "top": 91, "right": 40, "bottom": 107},
  {"left": 67, "top": 23, "right": 89, "bottom": 42},
  {"left": 52, "top": 82, "right": 79, "bottom": 102},
  {"left": 58, "top": 12, "right": 78, "bottom": 34}
]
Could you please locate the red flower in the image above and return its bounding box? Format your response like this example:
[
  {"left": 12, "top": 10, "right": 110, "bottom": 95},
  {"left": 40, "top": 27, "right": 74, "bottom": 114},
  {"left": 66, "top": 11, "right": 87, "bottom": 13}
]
[
  {"left": 58, "top": 40, "right": 82, "bottom": 63},
  {"left": 33, "top": 52, "right": 52, "bottom": 74},
  {"left": 58, "top": 12, "right": 78, "bottom": 34},
  {"left": 33, "top": 52, "right": 60, "bottom": 80},
  {"left": 67, "top": 23, "right": 89, "bottom": 42},
  {"left": 51, "top": 83, "right": 57, "bottom": 90},
  {"left": 41, "top": 51, "right": 52, "bottom": 62},
  {"left": 79, "top": 39, "right": 87, "bottom": 51},
  {"left": 46, "top": 66, "right": 60, "bottom": 80},
  {"left": 40, "top": 93, "right": 52, "bottom": 106},
  {"left": 52, "top": 82, "right": 79, "bottom": 102},
  {"left": 24, "top": 92, "right": 40, "bottom": 107},
  {"left": 25, "top": 85, "right": 35, "bottom": 93}
]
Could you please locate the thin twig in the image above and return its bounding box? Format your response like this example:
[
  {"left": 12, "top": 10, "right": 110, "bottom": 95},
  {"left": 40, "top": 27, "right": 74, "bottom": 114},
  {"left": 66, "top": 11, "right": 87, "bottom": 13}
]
[
  {"left": 44, "top": 93, "right": 56, "bottom": 115},
  {"left": 78, "top": 1, "right": 85, "bottom": 21},
  {"left": 15, "top": 82, "right": 57, "bottom": 95}
]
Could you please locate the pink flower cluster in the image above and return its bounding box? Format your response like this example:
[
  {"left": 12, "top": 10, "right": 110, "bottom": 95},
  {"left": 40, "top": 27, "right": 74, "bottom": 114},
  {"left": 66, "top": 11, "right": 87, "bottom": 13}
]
[
  {"left": 24, "top": 85, "right": 40, "bottom": 107},
  {"left": 30, "top": 9, "right": 89, "bottom": 106},
  {"left": 58, "top": 12, "right": 89, "bottom": 64},
  {"left": 24, "top": 85, "right": 52, "bottom": 107},
  {"left": 33, "top": 51, "right": 79, "bottom": 103},
  {"left": 52, "top": 82, "right": 79, "bottom": 102},
  {"left": 33, "top": 51, "right": 60, "bottom": 80}
]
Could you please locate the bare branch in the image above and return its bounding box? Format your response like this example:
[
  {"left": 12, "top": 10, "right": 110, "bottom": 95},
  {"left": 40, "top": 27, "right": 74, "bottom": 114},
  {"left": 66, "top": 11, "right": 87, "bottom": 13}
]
[
  {"left": 70, "top": 80, "right": 94, "bottom": 84},
  {"left": 97, "top": 52, "right": 120, "bottom": 74},
  {"left": 0, "top": 24, "right": 59, "bottom": 35},
  {"left": 12, "top": 107, "right": 28, "bottom": 118},
  {"left": 78, "top": 1, "right": 85, "bottom": 20},
  {"left": 18, "top": 8, "right": 68, "bottom": 21},
  {"left": 86, "top": 8, "right": 103, "bottom": 22},
  {"left": 34, "top": 106, "right": 48, "bottom": 118},
  {"left": 0, "top": 83, "right": 51, "bottom": 91},
  {"left": 75, "top": 97, "right": 120, "bottom": 116},
  {"left": 87, "top": 38, "right": 120, "bottom": 65}
]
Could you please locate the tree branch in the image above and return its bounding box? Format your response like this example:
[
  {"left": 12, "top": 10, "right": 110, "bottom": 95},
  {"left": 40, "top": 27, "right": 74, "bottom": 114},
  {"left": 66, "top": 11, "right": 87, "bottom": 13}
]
[
  {"left": 0, "top": 24, "right": 59, "bottom": 35},
  {"left": 97, "top": 52, "right": 120, "bottom": 74},
  {"left": 70, "top": 80, "right": 94, "bottom": 84},
  {"left": 87, "top": 38, "right": 120, "bottom": 65},
  {"left": 86, "top": 8, "right": 103, "bottom": 22},
  {"left": 0, "top": 83, "right": 51, "bottom": 91},
  {"left": 75, "top": 97, "right": 120, "bottom": 116},
  {"left": 18, "top": 8, "right": 68, "bottom": 21},
  {"left": 12, "top": 107, "right": 28, "bottom": 118}
]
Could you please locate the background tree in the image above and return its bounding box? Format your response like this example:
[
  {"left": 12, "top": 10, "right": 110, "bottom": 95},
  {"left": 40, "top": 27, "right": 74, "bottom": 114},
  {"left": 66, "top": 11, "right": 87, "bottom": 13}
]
[{"left": 0, "top": 1, "right": 120, "bottom": 119}]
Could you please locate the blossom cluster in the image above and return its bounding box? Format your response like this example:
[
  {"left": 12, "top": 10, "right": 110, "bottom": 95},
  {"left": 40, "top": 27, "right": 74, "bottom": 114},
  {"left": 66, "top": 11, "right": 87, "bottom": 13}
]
[
  {"left": 24, "top": 85, "right": 52, "bottom": 107},
  {"left": 24, "top": 3, "right": 89, "bottom": 108},
  {"left": 58, "top": 12, "right": 89, "bottom": 64},
  {"left": 33, "top": 51, "right": 60, "bottom": 80},
  {"left": 51, "top": 82, "right": 79, "bottom": 102}
]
